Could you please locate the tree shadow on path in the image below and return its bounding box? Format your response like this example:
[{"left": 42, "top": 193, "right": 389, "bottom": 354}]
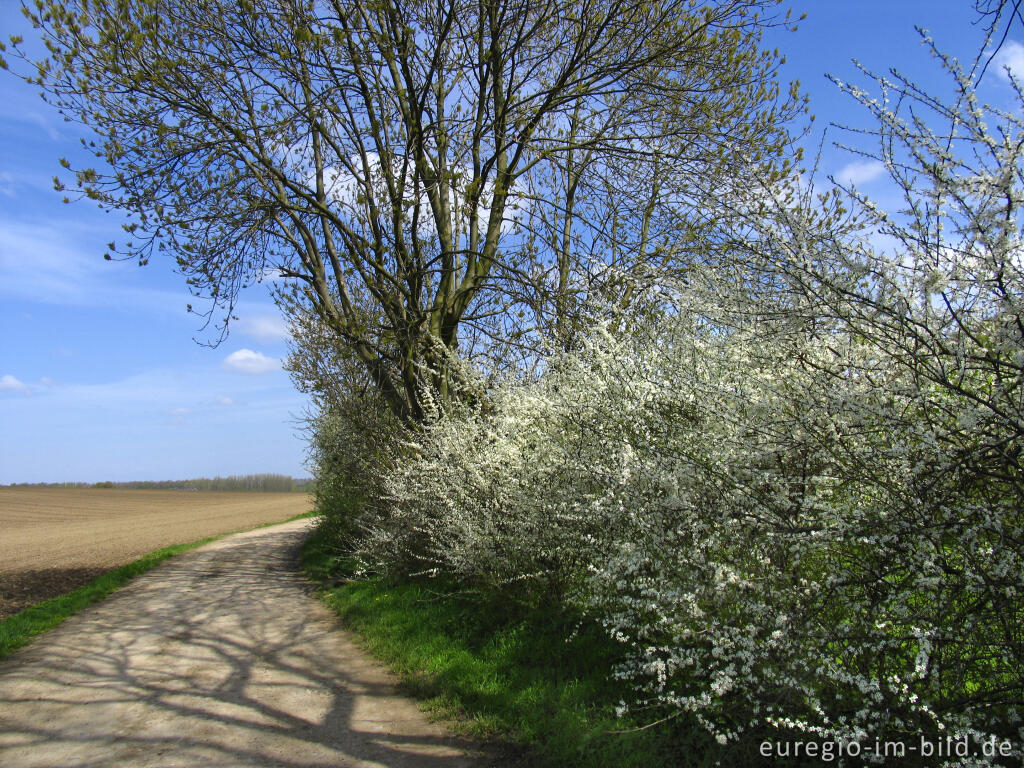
[{"left": 0, "top": 521, "right": 501, "bottom": 767}]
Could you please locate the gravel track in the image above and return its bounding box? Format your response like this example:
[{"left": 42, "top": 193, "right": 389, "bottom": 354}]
[{"left": 0, "top": 519, "right": 485, "bottom": 767}]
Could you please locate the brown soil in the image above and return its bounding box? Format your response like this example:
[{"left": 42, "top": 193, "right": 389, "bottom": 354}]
[{"left": 0, "top": 487, "right": 311, "bottom": 620}]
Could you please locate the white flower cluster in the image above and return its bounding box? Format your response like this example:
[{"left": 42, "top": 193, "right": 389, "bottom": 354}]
[
  {"left": 339, "top": 276, "right": 1020, "bottom": 760},
  {"left": 309, "top": 39, "right": 1023, "bottom": 764}
]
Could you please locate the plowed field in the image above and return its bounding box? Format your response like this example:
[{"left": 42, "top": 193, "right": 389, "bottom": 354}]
[{"left": 0, "top": 488, "right": 311, "bottom": 620}]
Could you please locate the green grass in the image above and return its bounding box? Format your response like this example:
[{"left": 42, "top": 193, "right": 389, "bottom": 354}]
[
  {"left": 0, "top": 510, "right": 314, "bottom": 661},
  {"left": 302, "top": 524, "right": 726, "bottom": 768}
]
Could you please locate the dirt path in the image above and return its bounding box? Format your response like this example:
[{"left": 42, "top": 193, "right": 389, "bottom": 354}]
[{"left": 0, "top": 519, "right": 486, "bottom": 767}]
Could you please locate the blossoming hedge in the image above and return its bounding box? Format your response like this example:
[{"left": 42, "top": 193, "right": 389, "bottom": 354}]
[{"left": 307, "top": 43, "right": 1023, "bottom": 764}]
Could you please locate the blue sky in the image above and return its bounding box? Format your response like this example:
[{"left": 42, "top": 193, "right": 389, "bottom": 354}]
[{"left": 0, "top": 1, "right": 1018, "bottom": 483}]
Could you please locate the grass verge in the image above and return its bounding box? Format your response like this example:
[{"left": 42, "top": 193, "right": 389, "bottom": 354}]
[
  {"left": 301, "top": 523, "right": 725, "bottom": 768},
  {"left": 0, "top": 510, "right": 314, "bottom": 661}
]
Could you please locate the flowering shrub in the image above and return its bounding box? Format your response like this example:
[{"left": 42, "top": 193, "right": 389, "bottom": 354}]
[
  {"left": 353, "top": 336, "right": 645, "bottom": 602},
  {"left": 306, "top": 40, "right": 1023, "bottom": 764},
  {"left": 306, "top": 398, "right": 399, "bottom": 544},
  {"left": 581, "top": 43, "right": 1024, "bottom": 758},
  {"left": 344, "top": 279, "right": 1020, "bottom": 760}
]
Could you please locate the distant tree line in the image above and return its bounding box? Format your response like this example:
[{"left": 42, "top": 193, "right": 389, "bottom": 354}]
[{"left": 5, "top": 475, "right": 313, "bottom": 492}]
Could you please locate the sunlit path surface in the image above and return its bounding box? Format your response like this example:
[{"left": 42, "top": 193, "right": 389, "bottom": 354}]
[{"left": 0, "top": 519, "right": 485, "bottom": 767}]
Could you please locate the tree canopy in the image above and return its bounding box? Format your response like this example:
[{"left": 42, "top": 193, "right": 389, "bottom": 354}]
[{"left": 11, "top": 0, "right": 803, "bottom": 422}]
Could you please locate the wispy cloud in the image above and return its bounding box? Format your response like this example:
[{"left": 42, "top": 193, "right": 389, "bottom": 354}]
[
  {"left": 834, "top": 160, "right": 886, "bottom": 188},
  {"left": 0, "top": 217, "right": 186, "bottom": 312},
  {"left": 165, "top": 406, "right": 192, "bottom": 424},
  {"left": 0, "top": 365, "right": 308, "bottom": 483},
  {"left": 992, "top": 40, "right": 1024, "bottom": 82},
  {"left": 0, "top": 374, "right": 28, "bottom": 392},
  {"left": 215, "top": 395, "right": 237, "bottom": 406},
  {"left": 222, "top": 349, "right": 279, "bottom": 375},
  {"left": 23, "top": 112, "right": 62, "bottom": 142},
  {"left": 0, "top": 110, "right": 63, "bottom": 143},
  {"left": 0, "top": 167, "right": 70, "bottom": 197},
  {"left": 7, "top": 367, "right": 295, "bottom": 411},
  {"left": 236, "top": 313, "right": 290, "bottom": 343}
]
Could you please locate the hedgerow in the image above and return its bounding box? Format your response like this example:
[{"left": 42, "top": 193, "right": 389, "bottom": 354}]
[{"left": 306, "top": 40, "right": 1023, "bottom": 765}]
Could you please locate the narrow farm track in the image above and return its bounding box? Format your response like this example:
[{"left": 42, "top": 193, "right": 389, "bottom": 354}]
[{"left": 0, "top": 519, "right": 485, "bottom": 767}]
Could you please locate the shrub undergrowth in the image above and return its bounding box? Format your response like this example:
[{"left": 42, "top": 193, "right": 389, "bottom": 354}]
[{"left": 302, "top": 520, "right": 740, "bottom": 768}]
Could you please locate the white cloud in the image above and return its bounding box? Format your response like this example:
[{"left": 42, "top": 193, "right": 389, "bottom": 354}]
[
  {"left": 834, "top": 160, "right": 886, "bottom": 188},
  {"left": 260, "top": 267, "right": 290, "bottom": 282},
  {"left": 236, "top": 314, "right": 290, "bottom": 343},
  {"left": 215, "top": 395, "right": 236, "bottom": 406},
  {"left": 0, "top": 374, "right": 27, "bottom": 392},
  {"left": 992, "top": 40, "right": 1024, "bottom": 82},
  {"left": 222, "top": 349, "right": 279, "bottom": 375}
]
